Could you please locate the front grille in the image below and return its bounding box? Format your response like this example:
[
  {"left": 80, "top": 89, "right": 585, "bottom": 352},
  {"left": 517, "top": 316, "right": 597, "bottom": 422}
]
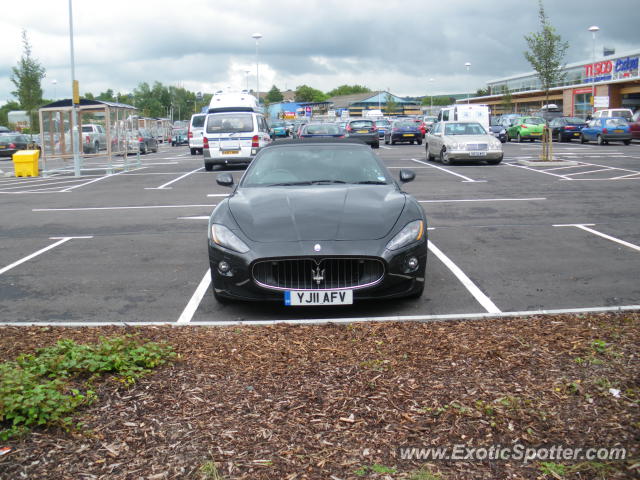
[
  {"left": 252, "top": 257, "right": 385, "bottom": 291},
  {"left": 466, "top": 143, "right": 488, "bottom": 151}
]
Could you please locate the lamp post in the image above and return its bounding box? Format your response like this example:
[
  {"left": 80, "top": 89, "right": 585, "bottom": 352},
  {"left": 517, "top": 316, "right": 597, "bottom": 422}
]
[
  {"left": 588, "top": 25, "right": 600, "bottom": 116},
  {"left": 464, "top": 63, "right": 471, "bottom": 104},
  {"left": 68, "top": 0, "right": 81, "bottom": 176},
  {"left": 245, "top": 70, "right": 250, "bottom": 91},
  {"left": 251, "top": 33, "right": 262, "bottom": 104},
  {"left": 429, "top": 78, "right": 434, "bottom": 111}
]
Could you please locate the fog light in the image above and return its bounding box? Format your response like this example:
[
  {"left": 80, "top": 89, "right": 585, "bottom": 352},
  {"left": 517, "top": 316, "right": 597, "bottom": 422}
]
[
  {"left": 218, "top": 261, "right": 231, "bottom": 274},
  {"left": 406, "top": 256, "right": 419, "bottom": 270}
]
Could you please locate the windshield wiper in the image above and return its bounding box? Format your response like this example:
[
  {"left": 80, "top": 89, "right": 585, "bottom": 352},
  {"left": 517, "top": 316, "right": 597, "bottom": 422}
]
[
  {"left": 265, "top": 181, "right": 312, "bottom": 186},
  {"left": 310, "top": 179, "right": 346, "bottom": 184},
  {"left": 353, "top": 180, "right": 387, "bottom": 185}
]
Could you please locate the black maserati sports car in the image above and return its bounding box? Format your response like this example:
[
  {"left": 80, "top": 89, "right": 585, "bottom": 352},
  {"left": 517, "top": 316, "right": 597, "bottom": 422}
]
[{"left": 208, "top": 139, "right": 428, "bottom": 305}]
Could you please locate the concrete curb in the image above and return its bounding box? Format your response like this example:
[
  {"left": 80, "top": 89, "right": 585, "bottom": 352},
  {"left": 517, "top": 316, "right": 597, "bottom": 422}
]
[{"left": 516, "top": 159, "right": 579, "bottom": 167}]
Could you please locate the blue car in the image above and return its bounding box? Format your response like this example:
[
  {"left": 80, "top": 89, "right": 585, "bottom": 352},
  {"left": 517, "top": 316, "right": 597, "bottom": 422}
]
[
  {"left": 298, "top": 123, "right": 345, "bottom": 139},
  {"left": 580, "top": 117, "right": 632, "bottom": 145},
  {"left": 384, "top": 120, "right": 423, "bottom": 145},
  {"left": 269, "top": 121, "right": 289, "bottom": 139}
]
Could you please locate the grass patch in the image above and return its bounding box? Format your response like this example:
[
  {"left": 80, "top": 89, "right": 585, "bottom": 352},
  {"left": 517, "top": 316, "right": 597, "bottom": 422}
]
[{"left": 0, "top": 335, "right": 175, "bottom": 440}]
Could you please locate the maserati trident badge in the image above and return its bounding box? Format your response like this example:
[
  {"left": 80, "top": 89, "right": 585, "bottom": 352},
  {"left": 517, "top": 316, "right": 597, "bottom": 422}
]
[
  {"left": 314, "top": 243, "right": 321, "bottom": 252},
  {"left": 312, "top": 266, "right": 325, "bottom": 286}
]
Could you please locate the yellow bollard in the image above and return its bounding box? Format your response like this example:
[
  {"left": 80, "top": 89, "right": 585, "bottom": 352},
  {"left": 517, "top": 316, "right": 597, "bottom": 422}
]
[{"left": 12, "top": 150, "right": 40, "bottom": 177}]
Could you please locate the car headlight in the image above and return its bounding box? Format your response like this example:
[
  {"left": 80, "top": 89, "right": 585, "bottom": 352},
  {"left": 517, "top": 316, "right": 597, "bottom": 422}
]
[
  {"left": 500, "top": 129, "right": 506, "bottom": 134},
  {"left": 386, "top": 220, "right": 425, "bottom": 251},
  {"left": 210, "top": 224, "right": 250, "bottom": 253}
]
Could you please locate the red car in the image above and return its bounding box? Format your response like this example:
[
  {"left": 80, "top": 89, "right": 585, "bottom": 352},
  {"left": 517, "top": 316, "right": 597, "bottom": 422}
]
[
  {"left": 413, "top": 118, "right": 427, "bottom": 137},
  {"left": 630, "top": 111, "right": 640, "bottom": 140}
]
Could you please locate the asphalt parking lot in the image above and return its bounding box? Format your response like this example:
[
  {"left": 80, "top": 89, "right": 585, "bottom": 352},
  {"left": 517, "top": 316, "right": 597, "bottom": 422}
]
[{"left": 1, "top": 139, "right": 639, "bottom": 325}]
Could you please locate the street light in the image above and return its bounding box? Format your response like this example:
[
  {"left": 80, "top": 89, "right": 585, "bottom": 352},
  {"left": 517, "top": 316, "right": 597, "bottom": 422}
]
[
  {"left": 588, "top": 25, "right": 600, "bottom": 116},
  {"left": 429, "top": 78, "right": 434, "bottom": 111},
  {"left": 51, "top": 79, "right": 58, "bottom": 99},
  {"left": 251, "top": 33, "right": 262, "bottom": 104},
  {"left": 464, "top": 63, "right": 471, "bottom": 104},
  {"left": 245, "top": 70, "right": 250, "bottom": 91},
  {"left": 68, "top": 0, "right": 81, "bottom": 176}
]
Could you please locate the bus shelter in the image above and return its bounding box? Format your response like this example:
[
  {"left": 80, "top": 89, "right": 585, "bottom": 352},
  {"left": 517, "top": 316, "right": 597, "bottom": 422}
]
[{"left": 38, "top": 99, "right": 139, "bottom": 176}]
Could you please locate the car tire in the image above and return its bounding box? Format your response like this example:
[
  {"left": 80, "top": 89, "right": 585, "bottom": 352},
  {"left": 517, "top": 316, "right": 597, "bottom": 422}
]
[
  {"left": 529, "top": 138, "right": 534, "bottom": 142},
  {"left": 372, "top": 142, "right": 379, "bottom": 149},
  {"left": 623, "top": 139, "right": 631, "bottom": 145},
  {"left": 384, "top": 137, "right": 389, "bottom": 145},
  {"left": 391, "top": 139, "right": 396, "bottom": 145},
  {"left": 204, "top": 163, "right": 213, "bottom": 171},
  {"left": 580, "top": 134, "right": 587, "bottom": 144},
  {"left": 597, "top": 135, "right": 605, "bottom": 145},
  {"left": 506, "top": 132, "right": 510, "bottom": 142},
  {"left": 140, "top": 144, "right": 147, "bottom": 154},
  {"left": 518, "top": 133, "right": 524, "bottom": 143},
  {"left": 440, "top": 147, "right": 452, "bottom": 165},
  {"left": 94, "top": 141, "right": 99, "bottom": 153},
  {"left": 190, "top": 148, "right": 197, "bottom": 155},
  {"left": 417, "top": 139, "right": 422, "bottom": 145}
]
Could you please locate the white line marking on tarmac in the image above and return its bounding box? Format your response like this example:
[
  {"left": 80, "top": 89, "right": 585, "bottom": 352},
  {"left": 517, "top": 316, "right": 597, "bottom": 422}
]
[
  {"left": 4, "top": 305, "right": 639, "bottom": 327},
  {"left": 206, "top": 194, "right": 230, "bottom": 197},
  {"left": 33, "top": 204, "right": 216, "bottom": 212},
  {"left": 564, "top": 168, "right": 612, "bottom": 176},
  {"left": 152, "top": 166, "right": 203, "bottom": 189},
  {"left": 419, "top": 197, "right": 545, "bottom": 203},
  {"left": 379, "top": 145, "right": 392, "bottom": 150},
  {"left": 178, "top": 216, "right": 210, "bottom": 220},
  {"left": 554, "top": 224, "right": 640, "bottom": 253},
  {"left": 427, "top": 240, "right": 501, "bottom": 314},
  {"left": 0, "top": 236, "right": 92, "bottom": 276},
  {"left": 411, "top": 158, "right": 484, "bottom": 183},
  {"left": 177, "top": 269, "right": 212, "bottom": 324},
  {"left": 61, "top": 168, "right": 145, "bottom": 192}
]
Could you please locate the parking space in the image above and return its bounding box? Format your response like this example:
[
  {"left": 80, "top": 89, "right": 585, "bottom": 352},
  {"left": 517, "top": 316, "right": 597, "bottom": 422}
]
[{"left": 1, "top": 140, "right": 639, "bottom": 325}]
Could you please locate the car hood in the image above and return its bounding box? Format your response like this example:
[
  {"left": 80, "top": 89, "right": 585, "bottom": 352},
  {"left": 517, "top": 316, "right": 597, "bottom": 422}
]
[
  {"left": 229, "top": 186, "right": 406, "bottom": 242},
  {"left": 444, "top": 134, "right": 494, "bottom": 143}
]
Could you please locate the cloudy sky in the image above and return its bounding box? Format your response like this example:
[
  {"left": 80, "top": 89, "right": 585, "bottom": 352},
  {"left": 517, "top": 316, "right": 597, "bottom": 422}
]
[{"left": 1, "top": 0, "right": 638, "bottom": 105}]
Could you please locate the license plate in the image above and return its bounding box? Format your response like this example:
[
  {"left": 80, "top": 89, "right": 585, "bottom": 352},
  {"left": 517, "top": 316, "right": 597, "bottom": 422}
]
[
  {"left": 357, "top": 130, "right": 369, "bottom": 134},
  {"left": 221, "top": 150, "right": 239, "bottom": 155},
  {"left": 614, "top": 129, "right": 624, "bottom": 133},
  {"left": 402, "top": 134, "right": 414, "bottom": 137},
  {"left": 0, "top": 146, "right": 5, "bottom": 149},
  {"left": 469, "top": 151, "right": 487, "bottom": 157},
  {"left": 573, "top": 132, "right": 580, "bottom": 136},
  {"left": 531, "top": 132, "right": 541, "bottom": 136},
  {"left": 285, "top": 290, "right": 353, "bottom": 306}
]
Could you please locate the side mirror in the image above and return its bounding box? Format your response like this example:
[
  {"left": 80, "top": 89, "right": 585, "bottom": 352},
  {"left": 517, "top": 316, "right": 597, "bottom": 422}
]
[
  {"left": 216, "top": 173, "right": 234, "bottom": 187},
  {"left": 399, "top": 169, "right": 415, "bottom": 183}
]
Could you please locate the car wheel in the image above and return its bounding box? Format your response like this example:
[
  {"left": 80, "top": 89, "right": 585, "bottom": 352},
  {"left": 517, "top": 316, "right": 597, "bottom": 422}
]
[
  {"left": 580, "top": 134, "right": 587, "bottom": 144},
  {"left": 417, "top": 139, "right": 422, "bottom": 145},
  {"left": 517, "top": 133, "right": 523, "bottom": 143},
  {"left": 199, "top": 148, "right": 204, "bottom": 154},
  {"left": 190, "top": 148, "right": 197, "bottom": 155},
  {"left": 623, "top": 139, "right": 631, "bottom": 145},
  {"left": 597, "top": 135, "right": 605, "bottom": 145},
  {"left": 204, "top": 163, "right": 213, "bottom": 171},
  {"left": 372, "top": 142, "right": 379, "bottom": 149},
  {"left": 391, "top": 139, "right": 396, "bottom": 145},
  {"left": 505, "top": 132, "right": 510, "bottom": 142},
  {"left": 94, "top": 141, "right": 99, "bottom": 153},
  {"left": 384, "top": 136, "right": 389, "bottom": 144},
  {"left": 140, "top": 144, "right": 147, "bottom": 154},
  {"left": 440, "top": 147, "right": 452, "bottom": 165}
]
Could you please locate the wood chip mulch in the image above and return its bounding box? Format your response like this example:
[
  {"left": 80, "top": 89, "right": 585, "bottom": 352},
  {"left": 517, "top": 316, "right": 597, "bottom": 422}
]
[{"left": 0, "top": 312, "right": 638, "bottom": 480}]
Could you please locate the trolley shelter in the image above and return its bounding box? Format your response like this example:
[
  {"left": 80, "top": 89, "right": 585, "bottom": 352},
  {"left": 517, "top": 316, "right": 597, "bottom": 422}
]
[{"left": 38, "top": 99, "right": 139, "bottom": 176}]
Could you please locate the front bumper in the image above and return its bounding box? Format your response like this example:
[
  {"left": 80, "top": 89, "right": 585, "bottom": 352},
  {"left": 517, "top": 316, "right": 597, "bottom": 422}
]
[
  {"left": 448, "top": 150, "right": 503, "bottom": 161},
  {"left": 208, "top": 239, "right": 427, "bottom": 302}
]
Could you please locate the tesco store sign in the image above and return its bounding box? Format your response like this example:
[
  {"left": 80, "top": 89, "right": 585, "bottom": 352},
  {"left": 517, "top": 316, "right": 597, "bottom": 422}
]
[{"left": 585, "top": 56, "right": 639, "bottom": 82}]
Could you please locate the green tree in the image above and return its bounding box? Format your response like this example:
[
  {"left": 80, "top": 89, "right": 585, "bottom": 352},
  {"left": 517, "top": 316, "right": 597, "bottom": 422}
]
[
  {"left": 523, "top": 0, "right": 569, "bottom": 105},
  {"left": 475, "top": 87, "right": 489, "bottom": 96},
  {"left": 384, "top": 94, "right": 398, "bottom": 115},
  {"left": 10, "top": 30, "right": 46, "bottom": 130},
  {"left": 326, "top": 84, "right": 371, "bottom": 97},
  {"left": 295, "top": 85, "right": 328, "bottom": 103},
  {"left": 97, "top": 89, "right": 116, "bottom": 102},
  {"left": 132, "top": 81, "right": 165, "bottom": 117},
  {"left": 265, "top": 85, "right": 284, "bottom": 103},
  {"left": 0, "top": 101, "right": 22, "bottom": 128}
]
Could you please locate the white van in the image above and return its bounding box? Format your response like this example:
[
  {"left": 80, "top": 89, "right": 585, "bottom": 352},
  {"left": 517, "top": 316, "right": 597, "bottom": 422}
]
[
  {"left": 438, "top": 105, "right": 490, "bottom": 132},
  {"left": 593, "top": 108, "right": 633, "bottom": 121},
  {"left": 203, "top": 92, "right": 271, "bottom": 171},
  {"left": 188, "top": 113, "right": 206, "bottom": 155}
]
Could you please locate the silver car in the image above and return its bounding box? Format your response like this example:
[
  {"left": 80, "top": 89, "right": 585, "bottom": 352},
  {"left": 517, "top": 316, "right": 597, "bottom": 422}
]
[{"left": 425, "top": 121, "right": 504, "bottom": 165}]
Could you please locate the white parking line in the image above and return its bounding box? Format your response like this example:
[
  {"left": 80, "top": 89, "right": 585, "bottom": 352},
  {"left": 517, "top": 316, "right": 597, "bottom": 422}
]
[
  {"left": 33, "top": 204, "right": 216, "bottom": 212},
  {"left": 379, "top": 145, "right": 392, "bottom": 150},
  {"left": 147, "top": 166, "right": 203, "bottom": 190},
  {"left": 427, "top": 240, "right": 501, "bottom": 314},
  {"left": 0, "top": 236, "right": 93, "bottom": 276},
  {"left": 177, "top": 269, "right": 212, "bottom": 324},
  {"left": 61, "top": 168, "right": 145, "bottom": 192},
  {"left": 411, "top": 158, "right": 484, "bottom": 183},
  {"left": 419, "top": 197, "right": 545, "bottom": 203},
  {"left": 554, "top": 224, "right": 640, "bottom": 253}
]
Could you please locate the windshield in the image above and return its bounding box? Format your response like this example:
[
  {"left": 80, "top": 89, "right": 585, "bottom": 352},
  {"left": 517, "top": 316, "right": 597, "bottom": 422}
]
[
  {"left": 565, "top": 117, "right": 584, "bottom": 124},
  {"left": 191, "top": 115, "right": 205, "bottom": 128},
  {"left": 241, "top": 145, "right": 391, "bottom": 187},
  {"left": 394, "top": 121, "right": 417, "bottom": 128},
  {"left": 206, "top": 113, "right": 254, "bottom": 133},
  {"left": 270, "top": 121, "right": 286, "bottom": 127},
  {"left": 349, "top": 120, "right": 374, "bottom": 128},
  {"left": 605, "top": 118, "right": 628, "bottom": 127},
  {"left": 304, "top": 124, "right": 341, "bottom": 135},
  {"left": 522, "top": 117, "right": 545, "bottom": 125},
  {"left": 444, "top": 123, "right": 486, "bottom": 135}
]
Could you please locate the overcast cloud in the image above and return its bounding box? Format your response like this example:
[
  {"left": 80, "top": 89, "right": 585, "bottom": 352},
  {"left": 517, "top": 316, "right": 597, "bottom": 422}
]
[{"left": 1, "top": 0, "right": 638, "bottom": 105}]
